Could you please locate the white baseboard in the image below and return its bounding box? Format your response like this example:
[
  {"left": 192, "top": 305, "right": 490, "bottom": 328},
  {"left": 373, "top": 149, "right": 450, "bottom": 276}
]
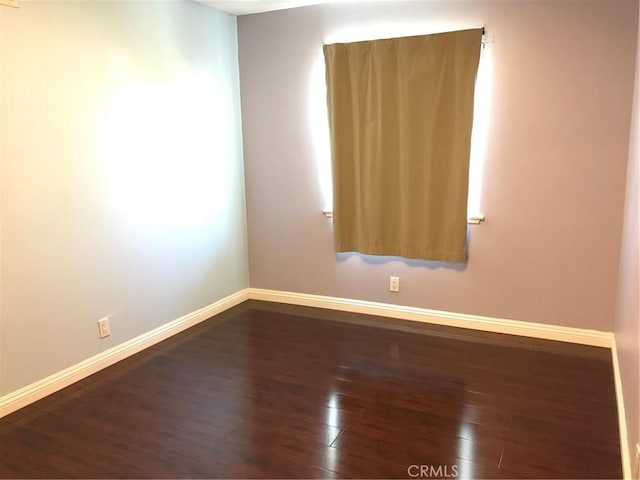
[
  {"left": 0, "top": 287, "right": 616, "bottom": 426},
  {"left": 250, "top": 289, "right": 631, "bottom": 474},
  {"left": 248, "top": 288, "right": 613, "bottom": 348},
  {"left": 611, "top": 338, "right": 632, "bottom": 480},
  {"left": 0, "top": 289, "right": 250, "bottom": 418},
  {"left": 0, "top": 286, "right": 628, "bottom": 478}
]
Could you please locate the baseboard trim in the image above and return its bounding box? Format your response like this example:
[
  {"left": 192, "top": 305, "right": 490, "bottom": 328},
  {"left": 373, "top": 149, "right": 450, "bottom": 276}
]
[
  {"left": 248, "top": 288, "right": 613, "bottom": 348},
  {"left": 611, "top": 338, "right": 632, "bottom": 480},
  {"left": 0, "top": 289, "right": 250, "bottom": 418},
  {"left": 0, "top": 287, "right": 616, "bottom": 422},
  {"left": 249, "top": 289, "right": 629, "bottom": 473}
]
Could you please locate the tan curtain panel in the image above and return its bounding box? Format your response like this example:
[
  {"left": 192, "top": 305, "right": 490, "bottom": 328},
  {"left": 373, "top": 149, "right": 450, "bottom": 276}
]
[{"left": 323, "top": 28, "right": 483, "bottom": 262}]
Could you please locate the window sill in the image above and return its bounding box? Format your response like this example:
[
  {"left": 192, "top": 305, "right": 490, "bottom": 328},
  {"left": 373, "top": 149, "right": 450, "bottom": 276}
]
[{"left": 322, "top": 210, "right": 485, "bottom": 224}]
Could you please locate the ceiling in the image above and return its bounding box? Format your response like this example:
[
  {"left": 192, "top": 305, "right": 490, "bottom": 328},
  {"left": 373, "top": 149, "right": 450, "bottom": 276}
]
[{"left": 193, "top": 0, "right": 341, "bottom": 16}]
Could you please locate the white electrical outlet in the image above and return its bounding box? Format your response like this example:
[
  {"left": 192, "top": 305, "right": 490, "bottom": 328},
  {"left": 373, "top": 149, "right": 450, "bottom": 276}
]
[
  {"left": 390, "top": 276, "right": 400, "bottom": 292},
  {"left": 98, "top": 317, "right": 111, "bottom": 339}
]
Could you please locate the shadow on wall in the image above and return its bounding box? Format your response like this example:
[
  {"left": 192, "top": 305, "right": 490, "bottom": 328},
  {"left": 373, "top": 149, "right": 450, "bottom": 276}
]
[
  {"left": 333, "top": 214, "right": 477, "bottom": 271},
  {"left": 336, "top": 252, "right": 468, "bottom": 272}
]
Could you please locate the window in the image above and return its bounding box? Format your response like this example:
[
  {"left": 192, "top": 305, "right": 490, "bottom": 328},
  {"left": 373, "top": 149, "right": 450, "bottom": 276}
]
[{"left": 323, "top": 28, "right": 483, "bottom": 262}]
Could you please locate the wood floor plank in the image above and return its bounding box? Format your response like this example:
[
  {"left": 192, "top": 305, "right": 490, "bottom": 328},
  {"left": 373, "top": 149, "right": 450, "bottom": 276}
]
[{"left": 0, "top": 301, "right": 622, "bottom": 478}]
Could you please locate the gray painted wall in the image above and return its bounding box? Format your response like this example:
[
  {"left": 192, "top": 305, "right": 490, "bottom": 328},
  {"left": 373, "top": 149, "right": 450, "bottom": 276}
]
[
  {"left": 616, "top": 3, "right": 640, "bottom": 471},
  {"left": 0, "top": 0, "right": 249, "bottom": 394},
  {"left": 239, "top": 0, "right": 637, "bottom": 331}
]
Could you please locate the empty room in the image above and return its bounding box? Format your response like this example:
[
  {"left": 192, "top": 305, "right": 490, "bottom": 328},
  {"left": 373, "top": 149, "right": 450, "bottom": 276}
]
[{"left": 0, "top": 0, "right": 639, "bottom": 478}]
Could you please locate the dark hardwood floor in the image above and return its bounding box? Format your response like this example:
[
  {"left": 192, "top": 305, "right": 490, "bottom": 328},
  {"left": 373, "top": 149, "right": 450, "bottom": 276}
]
[{"left": 0, "top": 300, "right": 622, "bottom": 479}]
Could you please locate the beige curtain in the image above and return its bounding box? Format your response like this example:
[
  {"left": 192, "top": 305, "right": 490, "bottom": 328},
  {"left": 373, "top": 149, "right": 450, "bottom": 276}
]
[{"left": 323, "top": 28, "right": 482, "bottom": 262}]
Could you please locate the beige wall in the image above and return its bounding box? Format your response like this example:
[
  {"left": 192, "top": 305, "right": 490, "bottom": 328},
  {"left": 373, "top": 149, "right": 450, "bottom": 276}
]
[
  {"left": 239, "top": 0, "right": 637, "bottom": 330},
  {"left": 0, "top": 0, "right": 249, "bottom": 394},
  {"left": 616, "top": 2, "right": 640, "bottom": 472}
]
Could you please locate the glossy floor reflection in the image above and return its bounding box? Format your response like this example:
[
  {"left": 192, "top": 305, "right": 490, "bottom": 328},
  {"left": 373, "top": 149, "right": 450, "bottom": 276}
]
[{"left": 0, "top": 301, "right": 622, "bottom": 478}]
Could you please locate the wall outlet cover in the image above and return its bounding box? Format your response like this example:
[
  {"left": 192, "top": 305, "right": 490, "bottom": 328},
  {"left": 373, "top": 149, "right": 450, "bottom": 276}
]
[{"left": 98, "top": 317, "right": 111, "bottom": 339}]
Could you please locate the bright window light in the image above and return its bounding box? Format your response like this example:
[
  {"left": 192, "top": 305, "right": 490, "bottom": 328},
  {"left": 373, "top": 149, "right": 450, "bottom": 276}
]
[
  {"left": 468, "top": 42, "right": 493, "bottom": 218},
  {"left": 308, "top": 55, "right": 333, "bottom": 212}
]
